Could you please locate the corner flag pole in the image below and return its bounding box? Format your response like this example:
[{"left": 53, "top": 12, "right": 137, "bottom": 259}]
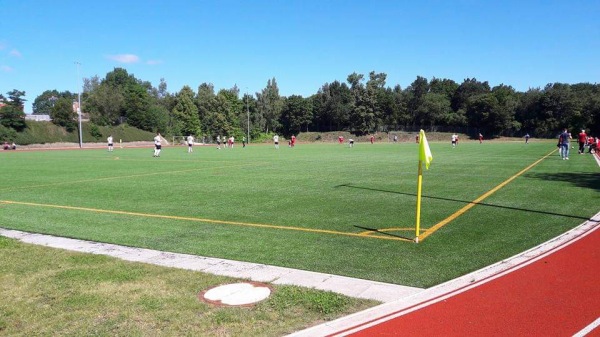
[
  {"left": 415, "top": 129, "right": 432, "bottom": 243},
  {"left": 415, "top": 160, "right": 424, "bottom": 242}
]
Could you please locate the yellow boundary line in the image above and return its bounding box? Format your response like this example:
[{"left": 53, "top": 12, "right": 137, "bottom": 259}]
[
  {"left": 0, "top": 200, "right": 413, "bottom": 242},
  {"left": 417, "top": 149, "right": 557, "bottom": 242}
]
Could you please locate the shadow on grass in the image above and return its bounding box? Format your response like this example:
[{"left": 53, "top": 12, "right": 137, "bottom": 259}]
[
  {"left": 523, "top": 172, "right": 600, "bottom": 191},
  {"left": 353, "top": 225, "right": 415, "bottom": 241},
  {"left": 335, "top": 183, "right": 597, "bottom": 222}
]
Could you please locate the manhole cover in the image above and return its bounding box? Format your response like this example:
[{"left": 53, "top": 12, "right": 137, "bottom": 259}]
[{"left": 200, "top": 282, "right": 272, "bottom": 306}]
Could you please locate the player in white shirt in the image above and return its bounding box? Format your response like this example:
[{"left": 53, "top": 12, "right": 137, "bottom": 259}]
[
  {"left": 451, "top": 134, "right": 458, "bottom": 147},
  {"left": 273, "top": 135, "right": 279, "bottom": 149},
  {"left": 153, "top": 132, "right": 162, "bottom": 157},
  {"left": 107, "top": 135, "right": 114, "bottom": 152},
  {"left": 187, "top": 135, "right": 194, "bottom": 153}
]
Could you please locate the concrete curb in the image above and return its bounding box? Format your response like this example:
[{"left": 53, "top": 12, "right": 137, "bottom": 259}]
[{"left": 0, "top": 228, "right": 422, "bottom": 303}]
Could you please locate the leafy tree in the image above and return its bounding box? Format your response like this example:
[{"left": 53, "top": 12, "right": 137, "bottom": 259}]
[
  {"left": 196, "top": 83, "right": 218, "bottom": 136},
  {"left": 406, "top": 76, "right": 429, "bottom": 127},
  {"left": 33, "top": 90, "right": 77, "bottom": 116},
  {"left": 280, "top": 95, "right": 313, "bottom": 136},
  {"left": 0, "top": 105, "right": 27, "bottom": 131},
  {"left": 6, "top": 89, "right": 26, "bottom": 111},
  {"left": 172, "top": 86, "right": 201, "bottom": 136},
  {"left": 451, "top": 78, "right": 491, "bottom": 112},
  {"left": 50, "top": 97, "right": 77, "bottom": 132},
  {"left": 256, "top": 78, "right": 283, "bottom": 133},
  {"left": 312, "top": 81, "right": 352, "bottom": 132}
]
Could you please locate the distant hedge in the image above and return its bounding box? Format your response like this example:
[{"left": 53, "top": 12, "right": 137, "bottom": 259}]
[{"left": 10, "top": 121, "right": 155, "bottom": 145}]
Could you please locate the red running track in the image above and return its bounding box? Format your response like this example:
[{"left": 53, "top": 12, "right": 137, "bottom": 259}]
[{"left": 347, "top": 226, "right": 600, "bottom": 336}]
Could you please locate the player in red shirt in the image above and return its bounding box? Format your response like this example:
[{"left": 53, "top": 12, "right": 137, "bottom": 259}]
[
  {"left": 291, "top": 135, "right": 296, "bottom": 147},
  {"left": 478, "top": 133, "right": 483, "bottom": 143},
  {"left": 370, "top": 135, "right": 374, "bottom": 144},
  {"left": 578, "top": 129, "right": 587, "bottom": 154}
]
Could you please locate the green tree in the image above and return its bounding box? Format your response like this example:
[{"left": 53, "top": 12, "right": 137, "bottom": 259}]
[
  {"left": 280, "top": 95, "right": 313, "bottom": 136},
  {"left": 256, "top": 78, "right": 283, "bottom": 133},
  {"left": 50, "top": 97, "right": 78, "bottom": 132},
  {"left": 172, "top": 86, "right": 201, "bottom": 136},
  {"left": 0, "top": 90, "right": 27, "bottom": 131}
]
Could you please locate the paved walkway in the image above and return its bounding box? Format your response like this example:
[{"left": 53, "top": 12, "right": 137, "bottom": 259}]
[{"left": 0, "top": 228, "right": 421, "bottom": 303}]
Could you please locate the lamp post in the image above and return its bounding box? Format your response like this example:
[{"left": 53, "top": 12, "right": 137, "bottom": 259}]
[
  {"left": 75, "top": 62, "right": 83, "bottom": 148},
  {"left": 246, "top": 88, "right": 250, "bottom": 144}
]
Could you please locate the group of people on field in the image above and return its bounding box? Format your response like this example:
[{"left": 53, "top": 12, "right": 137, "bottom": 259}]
[
  {"left": 557, "top": 129, "right": 599, "bottom": 160},
  {"left": 104, "top": 130, "right": 600, "bottom": 159},
  {"left": 3, "top": 141, "right": 16, "bottom": 150}
]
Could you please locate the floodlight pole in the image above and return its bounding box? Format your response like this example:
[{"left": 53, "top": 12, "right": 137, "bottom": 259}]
[
  {"left": 75, "top": 61, "right": 83, "bottom": 148},
  {"left": 246, "top": 88, "right": 250, "bottom": 144}
]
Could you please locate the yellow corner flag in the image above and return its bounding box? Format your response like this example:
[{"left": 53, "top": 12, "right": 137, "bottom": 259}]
[
  {"left": 419, "top": 129, "right": 433, "bottom": 169},
  {"left": 415, "top": 129, "right": 432, "bottom": 243}
]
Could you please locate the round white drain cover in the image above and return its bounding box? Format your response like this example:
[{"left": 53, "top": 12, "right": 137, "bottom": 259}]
[{"left": 201, "top": 282, "right": 272, "bottom": 306}]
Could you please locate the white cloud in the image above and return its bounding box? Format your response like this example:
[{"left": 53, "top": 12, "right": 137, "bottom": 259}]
[
  {"left": 146, "top": 59, "right": 162, "bottom": 65},
  {"left": 9, "top": 49, "right": 21, "bottom": 57},
  {"left": 107, "top": 54, "right": 140, "bottom": 63},
  {"left": 1, "top": 65, "right": 14, "bottom": 72}
]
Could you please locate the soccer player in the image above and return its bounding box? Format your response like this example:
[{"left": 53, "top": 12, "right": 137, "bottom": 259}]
[
  {"left": 451, "top": 134, "right": 458, "bottom": 147},
  {"left": 291, "top": 135, "right": 296, "bottom": 147},
  {"left": 478, "top": 133, "right": 484, "bottom": 143},
  {"left": 229, "top": 136, "right": 234, "bottom": 148},
  {"left": 273, "top": 134, "right": 279, "bottom": 149},
  {"left": 153, "top": 132, "right": 162, "bottom": 157},
  {"left": 107, "top": 135, "right": 114, "bottom": 152},
  {"left": 349, "top": 138, "right": 354, "bottom": 147},
  {"left": 242, "top": 136, "right": 246, "bottom": 148},
  {"left": 216, "top": 135, "right": 221, "bottom": 149},
  {"left": 578, "top": 129, "right": 587, "bottom": 154},
  {"left": 187, "top": 135, "right": 194, "bottom": 153},
  {"left": 370, "top": 135, "right": 374, "bottom": 144},
  {"left": 525, "top": 133, "right": 530, "bottom": 144}
]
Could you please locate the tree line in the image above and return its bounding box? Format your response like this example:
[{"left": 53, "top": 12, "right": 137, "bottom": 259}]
[{"left": 2, "top": 68, "right": 599, "bottom": 141}]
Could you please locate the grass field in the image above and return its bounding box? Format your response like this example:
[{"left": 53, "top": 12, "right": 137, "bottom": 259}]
[{"left": 1, "top": 140, "right": 598, "bottom": 288}]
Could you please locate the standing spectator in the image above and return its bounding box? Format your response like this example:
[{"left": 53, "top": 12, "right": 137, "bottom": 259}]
[
  {"left": 559, "top": 128, "right": 572, "bottom": 160},
  {"left": 107, "top": 135, "right": 114, "bottom": 152},
  {"left": 273, "top": 134, "right": 279, "bottom": 149},
  {"left": 187, "top": 135, "right": 194, "bottom": 153},
  {"left": 370, "top": 135, "right": 374, "bottom": 144},
  {"left": 578, "top": 129, "right": 587, "bottom": 154},
  {"left": 153, "top": 132, "right": 162, "bottom": 157}
]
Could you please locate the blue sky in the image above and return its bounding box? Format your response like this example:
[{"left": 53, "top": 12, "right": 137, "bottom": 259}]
[{"left": 1, "top": 0, "right": 598, "bottom": 113}]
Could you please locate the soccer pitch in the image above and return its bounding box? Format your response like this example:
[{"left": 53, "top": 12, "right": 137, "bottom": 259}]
[{"left": 1, "top": 141, "right": 597, "bottom": 288}]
